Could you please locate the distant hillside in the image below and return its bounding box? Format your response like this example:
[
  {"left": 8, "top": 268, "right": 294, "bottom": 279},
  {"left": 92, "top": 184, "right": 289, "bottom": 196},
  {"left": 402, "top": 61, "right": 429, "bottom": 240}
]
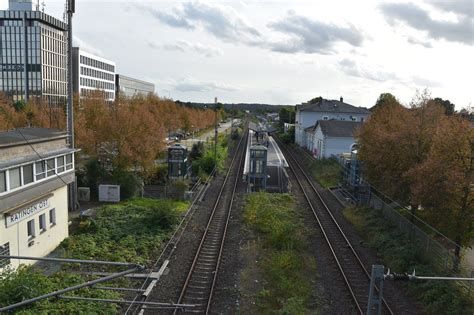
[{"left": 175, "top": 101, "right": 293, "bottom": 112}]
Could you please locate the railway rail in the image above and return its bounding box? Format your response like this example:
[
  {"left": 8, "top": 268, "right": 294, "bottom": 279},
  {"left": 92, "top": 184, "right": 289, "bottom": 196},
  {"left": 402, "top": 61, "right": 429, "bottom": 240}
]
[
  {"left": 174, "top": 129, "right": 247, "bottom": 314},
  {"left": 125, "top": 168, "right": 218, "bottom": 315},
  {"left": 275, "top": 136, "right": 394, "bottom": 314}
]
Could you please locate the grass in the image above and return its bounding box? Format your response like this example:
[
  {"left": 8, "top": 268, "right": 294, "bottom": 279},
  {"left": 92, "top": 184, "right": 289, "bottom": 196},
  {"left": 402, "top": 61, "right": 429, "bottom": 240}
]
[
  {"left": 304, "top": 156, "right": 341, "bottom": 188},
  {"left": 61, "top": 198, "right": 188, "bottom": 265},
  {"left": 0, "top": 198, "right": 189, "bottom": 313},
  {"left": 244, "top": 193, "right": 316, "bottom": 314},
  {"left": 343, "top": 206, "right": 473, "bottom": 314}
]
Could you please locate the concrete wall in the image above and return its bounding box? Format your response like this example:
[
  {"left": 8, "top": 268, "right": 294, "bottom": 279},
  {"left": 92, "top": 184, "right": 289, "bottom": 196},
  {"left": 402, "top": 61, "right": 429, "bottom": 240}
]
[{"left": 0, "top": 185, "right": 69, "bottom": 269}]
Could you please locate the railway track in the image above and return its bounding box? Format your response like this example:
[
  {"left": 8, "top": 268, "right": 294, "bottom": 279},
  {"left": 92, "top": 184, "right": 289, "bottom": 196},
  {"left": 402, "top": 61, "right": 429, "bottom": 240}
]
[
  {"left": 173, "top": 129, "right": 247, "bottom": 314},
  {"left": 275, "top": 137, "right": 394, "bottom": 314}
]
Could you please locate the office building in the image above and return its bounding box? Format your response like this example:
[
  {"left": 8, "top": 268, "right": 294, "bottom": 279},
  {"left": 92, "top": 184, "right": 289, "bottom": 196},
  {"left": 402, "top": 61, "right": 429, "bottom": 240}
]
[
  {"left": 116, "top": 74, "right": 154, "bottom": 98},
  {"left": 72, "top": 47, "right": 116, "bottom": 101},
  {"left": 0, "top": 0, "right": 68, "bottom": 105},
  {"left": 0, "top": 128, "right": 77, "bottom": 269}
]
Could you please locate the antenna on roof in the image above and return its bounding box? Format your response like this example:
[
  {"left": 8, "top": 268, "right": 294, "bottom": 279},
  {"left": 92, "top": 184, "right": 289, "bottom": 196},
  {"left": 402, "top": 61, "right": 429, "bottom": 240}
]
[
  {"left": 41, "top": 0, "right": 45, "bottom": 12},
  {"left": 36, "top": 0, "right": 40, "bottom": 11}
]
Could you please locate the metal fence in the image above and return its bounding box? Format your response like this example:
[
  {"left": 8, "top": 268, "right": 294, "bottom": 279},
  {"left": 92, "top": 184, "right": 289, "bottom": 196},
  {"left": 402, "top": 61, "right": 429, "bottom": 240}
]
[
  {"left": 337, "top": 172, "right": 473, "bottom": 294},
  {"left": 296, "top": 145, "right": 473, "bottom": 295}
]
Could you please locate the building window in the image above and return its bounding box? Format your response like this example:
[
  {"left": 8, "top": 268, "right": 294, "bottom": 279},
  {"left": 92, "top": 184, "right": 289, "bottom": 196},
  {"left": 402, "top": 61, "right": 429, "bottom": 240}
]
[
  {"left": 49, "top": 208, "right": 56, "bottom": 226},
  {"left": 0, "top": 243, "right": 10, "bottom": 268},
  {"left": 23, "top": 164, "right": 34, "bottom": 184},
  {"left": 0, "top": 171, "right": 5, "bottom": 193},
  {"left": 361, "top": 118, "right": 364, "bottom": 122},
  {"left": 46, "top": 158, "right": 55, "bottom": 176},
  {"left": 9, "top": 167, "right": 21, "bottom": 189},
  {"left": 39, "top": 214, "right": 46, "bottom": 232},
  {"left": 65, "top": 154, "right": 73, "bottom": 170},
  {"left": 56, "top": 156, "right": 65, "bottom": 173},
  {"left": 27, "top": 219, "right": 35, "bottom": 239},
  {"left": 35, "top": 161, "right": 46, "bottom": 180}
]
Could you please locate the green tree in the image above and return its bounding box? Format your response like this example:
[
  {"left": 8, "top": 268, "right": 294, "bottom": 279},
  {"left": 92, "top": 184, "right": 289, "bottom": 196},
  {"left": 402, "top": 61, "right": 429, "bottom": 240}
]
[
  {"left": 278, "top": 107, "right": 295, "bottom": 126},
  {"left": 432, "top": 97, "right": 455, "bottom": 116},
  {"left": 308, "top": 96, "right": 323, "bottom": 104},
  {"left": 370, "top": 93, "right": 398, "bottom": 113}
]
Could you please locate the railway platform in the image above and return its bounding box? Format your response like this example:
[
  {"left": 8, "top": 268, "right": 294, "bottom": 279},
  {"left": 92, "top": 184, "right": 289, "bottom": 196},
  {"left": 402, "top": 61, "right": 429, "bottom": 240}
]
[{"left": 244, "top": 129, "right": 289, "bottom": 192}]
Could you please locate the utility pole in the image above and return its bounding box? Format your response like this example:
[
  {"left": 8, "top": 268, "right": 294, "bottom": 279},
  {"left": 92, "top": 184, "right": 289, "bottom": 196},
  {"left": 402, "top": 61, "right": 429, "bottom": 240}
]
[
  {"left": 66, "top": 0, "right": 76, "bottom": 211},
  {"left": 214, "top": 97, "right": 218, "bottom": 170}
]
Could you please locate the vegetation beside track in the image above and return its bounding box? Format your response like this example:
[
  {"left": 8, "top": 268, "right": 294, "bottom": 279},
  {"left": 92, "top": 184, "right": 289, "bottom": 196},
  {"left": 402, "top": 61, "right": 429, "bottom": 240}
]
[
  {"left": 243, "top": 193, "right": 317, "bottom": 314},
  {"left": 343, "top": 206, "right": 473, "bottom": 314},
  {"left": 302, "top": 153, "right": 341, "bottom": 188},
  {"left": 191, "top": 133, "right": 231, "bottom": 179},
  {"left": 0, "top": 198, "right": 188, "bottom": 313}
]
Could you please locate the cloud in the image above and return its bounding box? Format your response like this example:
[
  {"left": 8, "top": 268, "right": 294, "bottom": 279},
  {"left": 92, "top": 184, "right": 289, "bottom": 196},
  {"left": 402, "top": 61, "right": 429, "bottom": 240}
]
[
  {"left": 73, "top": 36, "right": 104, "bottom": 57},
  {"left": 267, "top": 11, "right": 364, "bottom": 54},
  {"left": 136, "top": 1, "right": 261, "bottom": 44},
  {"left": 411, "top": 75, "right": 441, "bottom": 88},
  {"left": 407, "top": 36, "right": 433, "bottom": 48},
  {"left": 338, "top": 58, "right": 398, "bottom": 82},
  {"left": 171, "top": 78, "right": 238, "bottom": 92},
  {"left": 428, "top": 0, "right": 474, "bottom": 19},
  {"left": 379, "top": 2, "right": 474, "bottom": 45},
  {"left": 149, "top": 40, "right": 222, "bottom": 57}
]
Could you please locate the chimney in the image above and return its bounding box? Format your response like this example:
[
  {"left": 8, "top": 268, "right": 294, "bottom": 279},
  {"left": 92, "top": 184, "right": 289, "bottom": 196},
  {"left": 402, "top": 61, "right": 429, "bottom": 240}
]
[{"left": 340, "top": 96, "right": 343, "bottom": 102}]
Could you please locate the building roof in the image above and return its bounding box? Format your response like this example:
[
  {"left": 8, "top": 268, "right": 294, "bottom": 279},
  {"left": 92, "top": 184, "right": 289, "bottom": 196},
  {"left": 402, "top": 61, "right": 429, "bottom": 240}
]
[
  {"left": 316, "top": 120, "right": 363, "bottom": 137},
  {"left": 0, "top": 128, "right": 67, "bottom": 147},
  {"left": 297, "top": 99, "right": 371, "bottom": 115}
]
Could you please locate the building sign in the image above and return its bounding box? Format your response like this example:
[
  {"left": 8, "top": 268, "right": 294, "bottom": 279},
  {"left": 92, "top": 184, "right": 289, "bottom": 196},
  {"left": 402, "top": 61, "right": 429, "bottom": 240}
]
[
  {"left": 1, "top": 64, "right": 24, "bottom": 72},
  {"left": 5, "top": 199, "right": 49, "bottom": 228}
]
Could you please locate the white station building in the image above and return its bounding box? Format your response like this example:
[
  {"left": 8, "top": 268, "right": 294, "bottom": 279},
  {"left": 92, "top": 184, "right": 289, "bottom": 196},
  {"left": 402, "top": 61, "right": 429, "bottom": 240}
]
[{"left": 0, "top": 128, "right": 76, "bottom": 269}]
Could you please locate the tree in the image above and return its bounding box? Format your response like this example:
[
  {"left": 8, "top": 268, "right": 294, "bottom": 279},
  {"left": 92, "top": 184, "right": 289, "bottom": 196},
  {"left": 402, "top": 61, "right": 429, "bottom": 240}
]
[
  {"left": 357, "top": 90, "right": 446, "bottom": 220},
  {"left": 370, "top": 93, "right": 398, "bottom": 113},
  {"left": 308, "top": 96, "right": 323, "bottom": 104},
  {"left": 408, "top": 116, "right": 473, "bottom": 259},
  {"left": 432, "top": 97, "right": 455, "bottom": 116},
  {"left": 278, "top": 107, "right": 295, "bottom": 127}
]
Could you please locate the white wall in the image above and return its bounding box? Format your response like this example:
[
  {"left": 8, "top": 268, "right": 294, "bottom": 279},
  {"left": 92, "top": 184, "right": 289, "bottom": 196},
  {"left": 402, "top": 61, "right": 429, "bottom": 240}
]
[
  {"left": 295, "top": 110, "right": 369, "bottom": 145},
  {"left": 324, "top": 137, "right": 356, "bottom": 158},
  {"left": 0, "top": 185, "right": 69, "bottom": 269}
]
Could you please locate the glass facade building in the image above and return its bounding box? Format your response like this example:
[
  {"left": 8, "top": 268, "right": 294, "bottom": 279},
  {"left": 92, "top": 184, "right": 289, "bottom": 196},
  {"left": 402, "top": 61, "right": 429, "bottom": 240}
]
[
  {"left": 0, "top": 7, "right": 67, "bottom": 105},
  {"left": 115, "top": 74, "right": 155, "bottom": 98},
  {"left": 72, "top": 47, "right": 116, "bottom": 101}
]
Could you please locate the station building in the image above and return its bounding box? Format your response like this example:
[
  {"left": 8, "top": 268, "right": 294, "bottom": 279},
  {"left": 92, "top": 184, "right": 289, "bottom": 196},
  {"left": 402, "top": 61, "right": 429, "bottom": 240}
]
[
  {"left": 295, "top": 97, "right": 371, "bottom": 147},
  {"left": 0, "top": 128, "right": 76, "bottom": 269}
]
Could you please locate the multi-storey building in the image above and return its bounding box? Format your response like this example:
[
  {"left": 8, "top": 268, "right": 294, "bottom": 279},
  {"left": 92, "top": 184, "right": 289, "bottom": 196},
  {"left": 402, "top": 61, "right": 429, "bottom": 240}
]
[
  {"left": 0, "top": 0, "right": 68, "bottom": 105},
  {"left": 72, "top": 47, "right": 116, "bottom": 101},
  {"left": 0, "top": 127, "right": 76, "bottom": 269},
  {"left": 115, "top": 74, "right": 154, "bottom": 98}
]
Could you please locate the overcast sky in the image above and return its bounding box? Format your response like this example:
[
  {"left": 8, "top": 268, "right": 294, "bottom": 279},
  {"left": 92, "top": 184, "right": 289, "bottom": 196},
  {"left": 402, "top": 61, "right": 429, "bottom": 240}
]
[{"left": 1, "top": 0, "right": 473, "bottom": 109}]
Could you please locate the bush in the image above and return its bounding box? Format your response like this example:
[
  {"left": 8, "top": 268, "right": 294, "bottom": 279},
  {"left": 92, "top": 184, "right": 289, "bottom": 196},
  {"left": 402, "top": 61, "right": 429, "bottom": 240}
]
[
  {"left": 189, "top": 142, "right": 205, "bottom": 160},
  {"left": 146, "top": 164, "right": 168, "bottom": 185},
  {"left": 110, "top": 169, "right": 141, "bottom": 199}
]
